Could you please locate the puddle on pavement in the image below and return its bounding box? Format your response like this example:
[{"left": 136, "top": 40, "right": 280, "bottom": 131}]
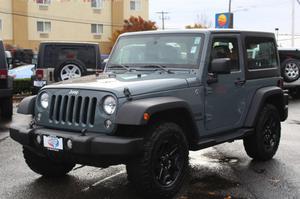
[
  {"left": 288, "top": 120, "right": 300, "bottom": 125},
  {"left": 182, "top": 175, "right": 243, "bottom": 199},
  {"left": 186, "top": 150, "right": 246, "bottom": 199},
  {"left": 197, "top": 150, "right": 240, "bottom": 165}
]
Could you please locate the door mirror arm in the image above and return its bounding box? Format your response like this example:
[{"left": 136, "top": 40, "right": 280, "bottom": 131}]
[{"left": 207, "top": 73, "right": 218, "bottom": 84}]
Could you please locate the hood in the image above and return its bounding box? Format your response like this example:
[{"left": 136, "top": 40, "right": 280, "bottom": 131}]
[{"left": 44, "top": 73, "right": 192, "bottom": 98}]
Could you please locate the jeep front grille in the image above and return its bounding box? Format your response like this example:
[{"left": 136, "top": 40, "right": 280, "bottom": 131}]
[{"left": 49, "top": 94, "right": 97, "bottom": 126}]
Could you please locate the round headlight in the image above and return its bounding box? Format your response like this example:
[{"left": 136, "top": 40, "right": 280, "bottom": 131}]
[
  {"left": 103, "top": 96, "right": 117, "bottom": 115},
  {"left": 40, "top": 92, "right": 49, "bottom": 109}
]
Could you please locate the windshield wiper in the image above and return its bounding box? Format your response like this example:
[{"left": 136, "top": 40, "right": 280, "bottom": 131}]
[
  {"left": 139, "top": 64, "right": 173, "bottom": 74},
  {"left": 108, "top": 64, "right": 131, "bottom": 72}
]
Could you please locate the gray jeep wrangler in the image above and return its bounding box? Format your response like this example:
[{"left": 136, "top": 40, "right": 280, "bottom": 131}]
[{"left": 10, "top": 30, "right": 288, "bottom": 199}]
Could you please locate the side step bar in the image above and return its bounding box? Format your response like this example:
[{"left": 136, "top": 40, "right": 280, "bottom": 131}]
[{"left": 192, "top": 128, "right": 254, "bottom": 151}]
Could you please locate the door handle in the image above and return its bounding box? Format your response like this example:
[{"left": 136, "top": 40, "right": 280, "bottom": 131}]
[{"left": 235, "top": 79, "right": 246, "bottom": 86}]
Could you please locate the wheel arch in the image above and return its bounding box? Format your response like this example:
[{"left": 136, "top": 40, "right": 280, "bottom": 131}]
[
  {"left": 17, "top": 95, "right": 36, "bottom": 115},
  {"left": 115, "top": 97, "right": 200, "bottom": 148},
  {"left": 245, "top": 86, "right": 287, "bottom": 127}
]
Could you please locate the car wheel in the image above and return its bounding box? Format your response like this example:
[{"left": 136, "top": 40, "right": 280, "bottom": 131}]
[
  {"left": 56, "top": 63, "right": 83, "bottom": 82},
  {"left": 0, "top": 97, "right": 13, "bottom": 121},
  {"left": 23, "top": 147, "right": 75, "bottom": 177},
  {"left": 243, "top": 104, "right": 281, "bottom": 161},
  {"left": 281, "top": 59, "right": 300, "bottom": 82},
  {"left": 126, "top": 122, "right": 189, "bottom": 199}
]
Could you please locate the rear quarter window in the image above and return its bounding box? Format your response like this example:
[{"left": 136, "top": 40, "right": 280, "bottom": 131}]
[
  {"left": 245, "top": 37, "right": 278, "bottom": 70},
  {"left": 244, "top": 36, "right": 280, "bottom": 79}
]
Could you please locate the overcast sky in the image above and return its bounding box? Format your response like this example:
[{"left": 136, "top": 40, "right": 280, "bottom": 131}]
[{"left": 149, "top": 0, "right": 300, "bottom": 47}]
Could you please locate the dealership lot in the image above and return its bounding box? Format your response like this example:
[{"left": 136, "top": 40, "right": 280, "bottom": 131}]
[{"left": 0, "top": 99, "right": 299, "bottom": 199}]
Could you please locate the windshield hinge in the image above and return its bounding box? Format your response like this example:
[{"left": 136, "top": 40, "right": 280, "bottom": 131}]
[{"left": 124, "top": 87, "right": 132, "bottom": 100}]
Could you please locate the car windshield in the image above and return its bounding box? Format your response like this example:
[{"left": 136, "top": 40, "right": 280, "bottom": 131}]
[{"left": 108, "top": 33, "right": 204, "bottom": 70}]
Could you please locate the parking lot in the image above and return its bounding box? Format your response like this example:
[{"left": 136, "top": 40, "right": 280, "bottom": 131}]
[{"left": 0, "top": 98, "right": 299, "bottom": 199}]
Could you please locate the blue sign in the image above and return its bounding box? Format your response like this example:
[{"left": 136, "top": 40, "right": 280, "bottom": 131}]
[{"left": 215, "top": 12, "right": 233, "bottom": 29}]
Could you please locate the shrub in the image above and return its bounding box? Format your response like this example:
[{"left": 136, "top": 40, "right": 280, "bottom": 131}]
[{"left": 13, "top": 78, "right": 32, "bottom": 94}]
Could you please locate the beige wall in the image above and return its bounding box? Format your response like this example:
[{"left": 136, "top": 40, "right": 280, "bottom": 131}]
[
  {"left": 12, "top": 0, "right": 29, "bottom": 48},
  {"left": 123, "top": 0, "right": 149, "bottom": 20},
  {"left": 0, "top": 0, "right": 13, "bottom": 41},
  {"left": 0, "top": 0, "right": 149, "bottom": 53},
  {"left": 27, "top": 0, "right": 112, "bottom": 42}
]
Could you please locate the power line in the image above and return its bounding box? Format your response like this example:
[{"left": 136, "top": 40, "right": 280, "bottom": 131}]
[{"left": 0, "top": 9, "right": 124, "bottom": 28}]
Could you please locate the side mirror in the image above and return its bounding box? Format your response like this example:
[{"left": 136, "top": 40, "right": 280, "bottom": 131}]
[
  {"left": 100, "top": 58, "right": 108, "bottom": 70},
  {"left": 211, "top": 58, "right": 231, "bottom": 74}
]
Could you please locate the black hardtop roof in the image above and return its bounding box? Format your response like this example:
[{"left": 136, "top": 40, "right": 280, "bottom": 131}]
[{"left": 40, "top": 41, "right": 99, "bottom": 46}]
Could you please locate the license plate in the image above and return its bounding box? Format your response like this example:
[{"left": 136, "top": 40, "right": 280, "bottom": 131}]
[
  {"left": 43, "top": 136, "right": 63, "bottom": 151},
  {"left": 34, "top": 80, "right": 46, "bottom": 87}
]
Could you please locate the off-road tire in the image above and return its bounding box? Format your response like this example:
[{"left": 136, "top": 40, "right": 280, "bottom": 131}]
[
  {"left": 281, "top": 58, "right": 300, "bottom": 82},
  {"left": 23, "top": 147, "right": 75, "bottom": 177},
  {"left": 126, "top": 122, "right": 189, "bottom": 199},
  {"left": 0, "top": 97, "right": 13, "bottom": 121},
  {"left": 243, "top": 104, "right": 281, "bottom": 161}
]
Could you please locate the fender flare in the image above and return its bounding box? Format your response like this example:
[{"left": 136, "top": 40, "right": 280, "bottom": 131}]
[
  {"left": 244, "top": 86, "right": 285, "bottom": 127},
  {"left": 17, "top": 95, "right": 36, "bottom": 115},
  {"left": 115, "top": 97, "right": 194, "bottom": 125}
]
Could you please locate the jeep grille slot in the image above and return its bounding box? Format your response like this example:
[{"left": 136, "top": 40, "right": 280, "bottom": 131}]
[{"left": 49, "top": 94, "right": 97, "bottom": 127}]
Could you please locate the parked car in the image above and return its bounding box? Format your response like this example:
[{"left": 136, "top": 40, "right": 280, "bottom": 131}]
[
  {"left": 8, "top": 64, "right": 35, "bottom": 79},
  {"left": 32, "top": 42, "right": 102, "bottom": 92},
  {"left": 10, "top": 30, "right": 288, "bottom": 199},
  {"left": 0, "top": 40, "right": 13, "bottom": 120},
  {"left": 279, "top": 47, "right": 300, "bottom": 98}
]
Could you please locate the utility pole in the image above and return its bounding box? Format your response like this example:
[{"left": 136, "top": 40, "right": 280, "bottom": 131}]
[
  {"left": 275, "top": 28, "right": 279, "bottom": 44},
  {"left": 229, "top": 0, "right": 232, "bottom": 13},
  {"left": 156, "top": 11, "right": 169, "bottom": 30},
  {"left": 292, "top": 0, "right": 295, "bottom": 47}
]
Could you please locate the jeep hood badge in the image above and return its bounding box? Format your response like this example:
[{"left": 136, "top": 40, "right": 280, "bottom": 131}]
[{"left": 69, "top": 90, "right": 79, "bottom": 95}]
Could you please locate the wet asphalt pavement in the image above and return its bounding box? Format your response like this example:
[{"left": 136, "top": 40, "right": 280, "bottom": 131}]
[{"left": 1, "top": 100, "right": 300, "bottom": 199}]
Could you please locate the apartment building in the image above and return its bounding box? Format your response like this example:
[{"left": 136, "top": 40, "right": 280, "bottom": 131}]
[{"left": 0, "top": 0, "right": 149, "bottom": 54}]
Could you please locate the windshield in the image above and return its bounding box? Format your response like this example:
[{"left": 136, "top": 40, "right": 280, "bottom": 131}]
[{"left": 108, "top": 33, "right": 204, "bottom": 69}]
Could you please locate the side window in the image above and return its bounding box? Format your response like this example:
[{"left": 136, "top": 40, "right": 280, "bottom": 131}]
[
  {"left": 245, "top": 37, "right": 278, "bottom": 70},
  {"left": 211, "top": 37, "right": 240, "bottom": 71}
]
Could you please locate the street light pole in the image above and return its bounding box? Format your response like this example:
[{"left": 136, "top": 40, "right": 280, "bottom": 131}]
[
  {"left": 292, "top": 0, "right": 295, "bottom": 47},
  {"left": 229, "top": 0, "right": 232, "bottom": 13},
  {"left": 275, "top": 28, "right": 279, "bottom": 44}
]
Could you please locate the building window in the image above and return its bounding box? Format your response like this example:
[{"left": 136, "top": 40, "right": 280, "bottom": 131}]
[
  {"left": 0, "top": 19, "right": 2, "bottom": 32},
  {"left": 36, "top": 0, "right": 51, "bottom": 5},
  {"left": 91, "top": 0, "right": 103, "bottom": 9},
  {"left": 91, "top": 24, "right": 103, "bottom": 35},
  {"left": 37, "top": 21, "right": 51, "bottom": 33},
  {"left": 130, "top": 0, "right": 141, "bottom": 11}
]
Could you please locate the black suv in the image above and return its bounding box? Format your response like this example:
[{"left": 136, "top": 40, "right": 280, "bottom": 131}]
[
  {"left": 0, "top": 40, "right": 13, "bottom": 120},
  {"left": 11, "top": 30, "right": 288, "bottom": 199},
  {"left": 33, "top": 42, "right": 102, "bottom": 91}
]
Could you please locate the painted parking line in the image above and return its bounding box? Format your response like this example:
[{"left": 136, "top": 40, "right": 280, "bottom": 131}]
[{"left": 81, "top": 171, "right": 126, "bottom": 192}]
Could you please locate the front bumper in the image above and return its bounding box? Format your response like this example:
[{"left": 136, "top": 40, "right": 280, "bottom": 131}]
[{"left": 10, "top": 123, "right": 143, "bottom": 166}]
